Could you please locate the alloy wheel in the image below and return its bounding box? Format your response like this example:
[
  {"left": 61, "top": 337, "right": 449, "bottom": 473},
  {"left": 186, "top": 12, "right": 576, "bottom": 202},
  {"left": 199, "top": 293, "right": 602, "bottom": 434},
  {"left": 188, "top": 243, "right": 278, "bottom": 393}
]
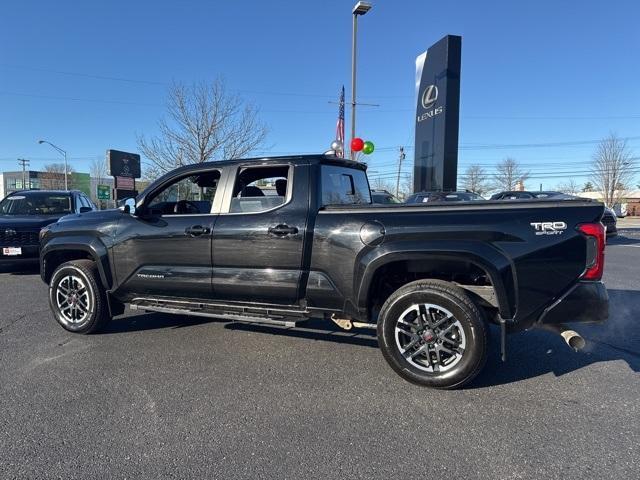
[
  {"left": 394, "top": 303, "right": 467, "bottom": 372},
  {"left": 55, "top": 274, "right": 91, "bottom": 326}
]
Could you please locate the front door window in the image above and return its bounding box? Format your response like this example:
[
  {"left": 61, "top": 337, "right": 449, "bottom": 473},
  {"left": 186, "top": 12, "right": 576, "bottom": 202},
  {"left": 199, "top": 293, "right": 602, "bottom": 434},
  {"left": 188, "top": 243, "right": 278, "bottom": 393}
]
[{"left": 147, "top": 171, "right": 221, "bottom": 216}]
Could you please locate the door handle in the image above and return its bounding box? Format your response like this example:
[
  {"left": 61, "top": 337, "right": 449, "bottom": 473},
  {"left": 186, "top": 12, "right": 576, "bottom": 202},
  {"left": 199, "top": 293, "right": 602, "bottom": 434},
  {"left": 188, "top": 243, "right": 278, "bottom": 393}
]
[
  {"left": 185, "top": 225, "right": 211, "bottom": 237},
  {"left": 268, "top": 224, "right": 299, "bottom": 236}
]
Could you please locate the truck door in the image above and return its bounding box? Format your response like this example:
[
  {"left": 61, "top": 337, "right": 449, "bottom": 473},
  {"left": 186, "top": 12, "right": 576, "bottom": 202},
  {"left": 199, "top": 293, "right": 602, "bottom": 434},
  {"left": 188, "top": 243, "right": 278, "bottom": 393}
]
[
  {"left": 113, "top": 167, "right": 225, "bottom": 300},
  {"left": 211, "top": 162, "right": 310, "bottom": 304}
]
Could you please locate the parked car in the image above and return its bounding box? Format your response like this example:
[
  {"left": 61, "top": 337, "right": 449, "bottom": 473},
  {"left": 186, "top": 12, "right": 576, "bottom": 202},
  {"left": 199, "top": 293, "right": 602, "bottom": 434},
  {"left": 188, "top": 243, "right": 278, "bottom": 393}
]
[
  {"left": 371, "top": 189, "right": 401, "bottom": 204},
  {"left": 612, "top": 203, "right": 627, "bottom": 218},
  {"left": 405, "top": 191, "right": 484, "bottom": 203},
  {"left": 39, "top": 155, "right": 608, "bottom": 389},
  {"left": 490, "top": 191, "right": 535, "bottom": 200},
  {"left": 1, "top": 190, "right": 96, "bottom": 265},
  {"left": 601, "top": 207, "right": 618, "bottom": 237},
  {"left": 491, "top": 190, "right": 576, "bottom": 201}
]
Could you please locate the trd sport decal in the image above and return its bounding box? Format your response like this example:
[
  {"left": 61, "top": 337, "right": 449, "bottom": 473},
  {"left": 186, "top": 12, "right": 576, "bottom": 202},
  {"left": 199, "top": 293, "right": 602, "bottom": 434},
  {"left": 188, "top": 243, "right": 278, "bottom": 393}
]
[{"left": 530, "top": 222, "right": 567, "bottom": 236}]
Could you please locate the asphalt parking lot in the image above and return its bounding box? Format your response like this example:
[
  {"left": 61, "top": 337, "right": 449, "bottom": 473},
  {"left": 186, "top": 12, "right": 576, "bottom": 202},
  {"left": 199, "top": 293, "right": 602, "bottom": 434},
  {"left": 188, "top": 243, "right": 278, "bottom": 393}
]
[{"left": 1, "top": 229, "right": 639, "bottom": 479}]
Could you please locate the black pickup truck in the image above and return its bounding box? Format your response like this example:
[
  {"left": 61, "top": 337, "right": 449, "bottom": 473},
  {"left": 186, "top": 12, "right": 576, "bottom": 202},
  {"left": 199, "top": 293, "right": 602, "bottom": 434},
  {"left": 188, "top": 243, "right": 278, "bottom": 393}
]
[{"left": 40, "top": 155, "right": 608, "bottom": 388}]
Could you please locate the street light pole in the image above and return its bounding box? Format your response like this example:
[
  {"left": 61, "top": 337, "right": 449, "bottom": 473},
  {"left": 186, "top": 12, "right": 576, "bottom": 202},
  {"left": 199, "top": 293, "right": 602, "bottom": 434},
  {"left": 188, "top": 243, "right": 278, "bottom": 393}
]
[
  {"left": 350, "top": 1, "right": 372, "bottom": 159},
  {"left": 38, "top": 140, "right": 68, "bottom": 190}
]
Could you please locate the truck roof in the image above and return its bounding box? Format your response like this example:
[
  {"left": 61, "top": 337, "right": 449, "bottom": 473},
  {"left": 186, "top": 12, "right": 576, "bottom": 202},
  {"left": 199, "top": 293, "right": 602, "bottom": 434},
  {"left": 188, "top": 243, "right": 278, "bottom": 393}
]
[{"left": 162, "top": 154, "right": 366, "bottom": 179}]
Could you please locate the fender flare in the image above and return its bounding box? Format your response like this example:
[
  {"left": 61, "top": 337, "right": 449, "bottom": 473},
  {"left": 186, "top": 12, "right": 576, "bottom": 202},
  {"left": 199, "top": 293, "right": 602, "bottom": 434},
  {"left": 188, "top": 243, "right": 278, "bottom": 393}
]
[
  {"left": 41, "top": 236, "right": 112, "bottom": 289},
  {"left": 355, "top": 240, "right": 517, "bottom": 319}
]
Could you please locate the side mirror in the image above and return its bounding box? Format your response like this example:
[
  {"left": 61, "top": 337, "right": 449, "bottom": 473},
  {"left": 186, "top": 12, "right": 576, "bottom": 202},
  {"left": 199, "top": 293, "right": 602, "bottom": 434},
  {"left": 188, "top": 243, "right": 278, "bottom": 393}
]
[
  {"left": 123, "top": 198, "right": 136, "bottom": 215},
  {"left": 79, "top": 206, "right": 92, "bottom": 213}
]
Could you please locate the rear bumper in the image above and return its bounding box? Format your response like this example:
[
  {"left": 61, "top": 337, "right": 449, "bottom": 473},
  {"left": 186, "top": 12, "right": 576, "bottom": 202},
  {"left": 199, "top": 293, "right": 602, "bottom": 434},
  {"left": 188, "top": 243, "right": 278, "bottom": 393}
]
[{"left": 538, "top": 281, "right": 609, "bottom": 325}]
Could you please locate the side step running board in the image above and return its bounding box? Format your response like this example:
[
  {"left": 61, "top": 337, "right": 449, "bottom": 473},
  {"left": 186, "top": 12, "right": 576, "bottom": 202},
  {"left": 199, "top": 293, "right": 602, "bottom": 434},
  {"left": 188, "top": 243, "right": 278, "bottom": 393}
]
[{"left": 130, "top": 303, "right": 303, "bottom": 328}]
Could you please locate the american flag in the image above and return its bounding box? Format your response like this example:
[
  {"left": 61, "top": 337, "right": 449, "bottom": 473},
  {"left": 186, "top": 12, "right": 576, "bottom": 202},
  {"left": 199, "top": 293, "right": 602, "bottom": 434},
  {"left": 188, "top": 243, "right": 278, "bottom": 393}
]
[{"left": 335, "top": 85, "right": 345, "bottom": 158}]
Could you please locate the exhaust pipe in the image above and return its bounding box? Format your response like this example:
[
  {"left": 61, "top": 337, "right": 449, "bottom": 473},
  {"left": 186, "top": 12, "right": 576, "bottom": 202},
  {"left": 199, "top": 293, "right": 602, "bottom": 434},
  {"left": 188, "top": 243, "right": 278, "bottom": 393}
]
[{"left": 540, "top": 324, "right": 586, "bottom": 351}]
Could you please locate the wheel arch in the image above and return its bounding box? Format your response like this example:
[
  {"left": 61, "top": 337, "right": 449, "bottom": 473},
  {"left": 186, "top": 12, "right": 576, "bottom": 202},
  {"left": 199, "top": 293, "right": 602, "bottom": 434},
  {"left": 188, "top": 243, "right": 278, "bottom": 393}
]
[
  {"left": 41, "top": 236, "right": 112, "bottom": 289},
  {"left": 356, "top": 242, "right": 516, "bottom": 321}
]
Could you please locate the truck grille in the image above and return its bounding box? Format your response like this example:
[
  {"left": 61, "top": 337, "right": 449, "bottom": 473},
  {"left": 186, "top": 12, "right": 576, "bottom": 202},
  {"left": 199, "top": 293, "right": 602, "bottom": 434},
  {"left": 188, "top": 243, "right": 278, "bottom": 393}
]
[{"left": 0, "top": 229, "right": 40, "bottom": 246}]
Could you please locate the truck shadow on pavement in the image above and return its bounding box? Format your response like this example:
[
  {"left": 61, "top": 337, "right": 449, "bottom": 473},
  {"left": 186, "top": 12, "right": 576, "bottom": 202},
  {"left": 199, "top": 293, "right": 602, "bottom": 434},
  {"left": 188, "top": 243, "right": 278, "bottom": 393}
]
[
  {"left": 104, "top": 313, "right": 380, "bottom": 349},
  {"left": 104, "top": 289, "right": 639, "bottom": 388},
  {"left": 471, "top": 288, "right": 640, "bottom": 388}
]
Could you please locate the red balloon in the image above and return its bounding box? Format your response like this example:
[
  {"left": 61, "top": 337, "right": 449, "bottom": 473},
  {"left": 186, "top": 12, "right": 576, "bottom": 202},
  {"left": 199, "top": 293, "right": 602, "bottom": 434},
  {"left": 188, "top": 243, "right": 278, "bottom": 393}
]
[{"left": 351, "top": 137, "right": 364, "bottom": 152}]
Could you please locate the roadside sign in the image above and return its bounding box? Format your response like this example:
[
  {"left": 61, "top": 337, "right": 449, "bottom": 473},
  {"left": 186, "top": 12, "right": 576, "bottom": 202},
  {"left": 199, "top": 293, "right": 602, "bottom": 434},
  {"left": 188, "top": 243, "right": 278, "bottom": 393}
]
[
  {"left": 115, "top": 176, "right": 135, "bottom": 190},
  {"left": 107, "top": 150, "right": 141, "bottom": 178},
  {"left": 97, "top": 185, "right": 111, "bottom": 200}
]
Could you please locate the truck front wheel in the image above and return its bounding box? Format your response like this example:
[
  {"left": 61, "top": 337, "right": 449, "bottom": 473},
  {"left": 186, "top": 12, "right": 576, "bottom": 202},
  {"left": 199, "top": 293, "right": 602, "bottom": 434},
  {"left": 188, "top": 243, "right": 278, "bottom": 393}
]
[
  {"left": 377, "top": 280, "right": 487, "bottom": 389},
  {"left": 49, "top": 259, "right": 111, "bottom": 334}
]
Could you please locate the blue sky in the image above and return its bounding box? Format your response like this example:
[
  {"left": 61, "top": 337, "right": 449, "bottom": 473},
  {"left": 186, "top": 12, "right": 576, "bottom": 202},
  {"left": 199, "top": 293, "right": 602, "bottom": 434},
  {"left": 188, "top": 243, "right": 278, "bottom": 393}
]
[{"left": 1, "top": 0, "right": 639, "bottom": 190}]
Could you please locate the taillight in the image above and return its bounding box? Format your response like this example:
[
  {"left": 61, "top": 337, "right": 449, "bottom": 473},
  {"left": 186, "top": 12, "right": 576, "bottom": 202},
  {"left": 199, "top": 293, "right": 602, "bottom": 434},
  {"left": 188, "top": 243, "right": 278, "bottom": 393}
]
[{"left": 577, "top": 222, "right": 605, "bottom": 280}]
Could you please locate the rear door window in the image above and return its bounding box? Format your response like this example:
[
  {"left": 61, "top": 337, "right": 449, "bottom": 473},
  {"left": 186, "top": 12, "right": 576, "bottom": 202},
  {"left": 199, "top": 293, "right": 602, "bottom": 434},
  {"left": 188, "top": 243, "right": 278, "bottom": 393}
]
[{"left": 229, "top": 165, "right": 290, "bottom": 214}]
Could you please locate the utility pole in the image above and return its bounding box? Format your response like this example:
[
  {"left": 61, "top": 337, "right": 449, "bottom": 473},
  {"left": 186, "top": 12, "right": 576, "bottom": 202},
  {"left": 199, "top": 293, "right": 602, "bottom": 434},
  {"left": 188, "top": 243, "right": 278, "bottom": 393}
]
[
  {"left": 18, "top": 158, "right": 30, "bottom": 190},
  {"left": 350, "top": 1, "right": 372, "bottom": 159},
  {"left": 395, "top": 147, "right": 405, "bottom": 198}
]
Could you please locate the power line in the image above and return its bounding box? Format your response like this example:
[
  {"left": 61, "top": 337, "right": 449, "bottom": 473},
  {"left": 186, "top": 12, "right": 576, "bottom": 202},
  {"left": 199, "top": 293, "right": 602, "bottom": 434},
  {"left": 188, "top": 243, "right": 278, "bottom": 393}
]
[
  {"left": 0, "top": 91, "right": 160, "bottom": 107},
  {"left": 0, "top": 63, "right": 167, "bottom": 86}
]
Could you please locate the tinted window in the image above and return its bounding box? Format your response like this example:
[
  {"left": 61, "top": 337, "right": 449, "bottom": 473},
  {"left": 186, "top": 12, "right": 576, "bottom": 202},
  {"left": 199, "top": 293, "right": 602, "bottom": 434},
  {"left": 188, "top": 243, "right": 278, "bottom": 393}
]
[
  {"left": 442, "top": 192, "right": 483, "bottom": 201},
  {"left": 78, "top": 195, "right": 91, "bottom": 210},
  {"left": 371, "top": 193, "right": 401, "bottom": 204},
  {"left": 321, "top": 165, "right": 371, "bottom": 206},
  {"left": 229, "top": 165, "right": 289, "bottom": 213},
  {"left": 0, "top": 193, "right": 72, "bottom": 215},
  {"left": 85, "top": 196, "right": 97, "bottom": 209},
  {"left": 148, "top": 170, "right": 221, "bottom": 215},
  {"left": 500, "top": 192, "right": 533, "bottom": 200},
  {"left": 533, "top": 192, "right": 561, "bottom": 199}
]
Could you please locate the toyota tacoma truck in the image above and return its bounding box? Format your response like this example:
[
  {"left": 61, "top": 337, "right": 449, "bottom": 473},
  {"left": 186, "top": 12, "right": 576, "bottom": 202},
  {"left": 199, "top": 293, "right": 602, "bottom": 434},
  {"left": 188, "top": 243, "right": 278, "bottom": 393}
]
[{"left": 39, "top": 155, "right": 608, "bottom": 388}]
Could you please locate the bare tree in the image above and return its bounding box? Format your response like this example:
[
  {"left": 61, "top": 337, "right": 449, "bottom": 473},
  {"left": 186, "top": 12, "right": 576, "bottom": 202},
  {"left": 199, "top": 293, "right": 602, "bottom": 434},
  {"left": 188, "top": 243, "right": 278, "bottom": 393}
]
[
  {"left": 90, "top": 158, "right": 108, "bottom": 184},
  {"left": 396, "top": 173, "right": 413, "bottom": 201},
  {"left": 590, "top": 133, "right": 635, "bottom": 207},
  {"left": 492, "top": 157, "right": 530, "bottom": 191},
  {"left": 555, "top": 178, "right": 580, "bottom": 195},
  {"left": 462, "top": 164, "right": 489, "bottom": 195},
  {"left": 41, "top": 163, "right": 75, "bottom": 190},
  {"left": 138, "top": 79, "right": 268, "bottom": 179},
  {"left": 90, "top": 158, "right": 109, "bottom": 208}
]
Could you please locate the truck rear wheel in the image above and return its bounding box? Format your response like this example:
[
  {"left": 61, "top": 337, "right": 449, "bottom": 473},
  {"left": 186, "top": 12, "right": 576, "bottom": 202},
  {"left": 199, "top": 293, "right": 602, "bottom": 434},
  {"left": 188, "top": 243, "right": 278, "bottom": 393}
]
[
  {"left": 49, "top": 259, "right": 111, "bottom": 334},
  {"left": 377, "top": 279, "right": 487, "bottom": 389}
]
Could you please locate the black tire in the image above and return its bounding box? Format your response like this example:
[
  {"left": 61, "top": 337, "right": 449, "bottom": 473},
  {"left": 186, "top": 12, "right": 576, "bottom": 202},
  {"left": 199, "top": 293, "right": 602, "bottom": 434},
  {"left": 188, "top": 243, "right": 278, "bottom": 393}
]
[
  {"left": 377, "top": 279, "right": 487, "bottom": 389},
  {"left": 48, "top": 259, "right": 111, "bottom": 334}
]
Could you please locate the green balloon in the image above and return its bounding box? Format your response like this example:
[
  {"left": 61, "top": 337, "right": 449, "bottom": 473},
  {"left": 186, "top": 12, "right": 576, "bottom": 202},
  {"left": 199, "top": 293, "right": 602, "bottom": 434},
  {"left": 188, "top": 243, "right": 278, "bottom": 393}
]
[{"left": 362, "top": 141, "right": 375, "bottom": 154}]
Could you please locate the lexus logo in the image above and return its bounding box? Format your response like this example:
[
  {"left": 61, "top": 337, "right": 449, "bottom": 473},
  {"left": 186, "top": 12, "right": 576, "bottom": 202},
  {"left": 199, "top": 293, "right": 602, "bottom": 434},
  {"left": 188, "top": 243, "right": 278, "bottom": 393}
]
[
  {"left": 421, "top": 84, "right": 438, "bottom": 109},
  {"left": 4, "top": 228, "right": 17, "bottom": 236}
]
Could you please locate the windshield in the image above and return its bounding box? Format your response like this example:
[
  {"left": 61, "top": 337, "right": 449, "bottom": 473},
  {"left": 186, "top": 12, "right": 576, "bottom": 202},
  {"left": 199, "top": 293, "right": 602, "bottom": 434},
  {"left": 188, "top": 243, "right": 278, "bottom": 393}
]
[{"left": 0, "top": 193, "right": 72, "bottom": 215}]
